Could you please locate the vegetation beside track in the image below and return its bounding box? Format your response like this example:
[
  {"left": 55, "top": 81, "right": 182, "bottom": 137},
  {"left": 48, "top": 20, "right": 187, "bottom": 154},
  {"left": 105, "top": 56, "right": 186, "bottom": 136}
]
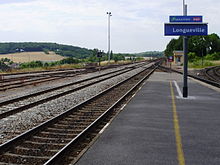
[
  {"left": 0, "top": 42, "right": 162, "bottom": 73},
  {"left": 188, "top": 60, "right": 219, "bottom": 69},
  {"left": 165, "top": 33, "right": 220, "bottom": 69}
]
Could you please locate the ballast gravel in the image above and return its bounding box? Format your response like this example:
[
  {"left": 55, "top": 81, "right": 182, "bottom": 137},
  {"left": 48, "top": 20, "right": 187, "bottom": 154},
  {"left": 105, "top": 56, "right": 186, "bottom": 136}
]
[{"left": 0, "top": 62, "right": 151, "bottom": 144}]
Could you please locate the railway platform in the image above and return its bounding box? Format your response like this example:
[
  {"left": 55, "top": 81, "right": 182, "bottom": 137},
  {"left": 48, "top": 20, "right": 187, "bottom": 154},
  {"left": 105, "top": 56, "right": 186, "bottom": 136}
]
[{"left": 76, "top": 71, "right": 220, "bottom": 165}]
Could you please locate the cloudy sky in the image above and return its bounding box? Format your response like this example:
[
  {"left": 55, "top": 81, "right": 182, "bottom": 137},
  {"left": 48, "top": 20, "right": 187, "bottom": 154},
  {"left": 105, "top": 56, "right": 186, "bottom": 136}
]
[{"left": 0, "top": 0, "right": 219, "bottom": 53}]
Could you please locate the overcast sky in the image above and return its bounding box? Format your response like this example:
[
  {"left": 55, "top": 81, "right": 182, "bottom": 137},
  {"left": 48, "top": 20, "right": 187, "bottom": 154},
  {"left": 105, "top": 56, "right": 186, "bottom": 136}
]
[{"left": 0, "top": 0, "right": 219, "bottom": 53}]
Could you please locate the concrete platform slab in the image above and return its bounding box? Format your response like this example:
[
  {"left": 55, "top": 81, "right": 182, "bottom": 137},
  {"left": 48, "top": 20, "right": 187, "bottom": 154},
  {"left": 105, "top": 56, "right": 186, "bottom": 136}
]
[{"left": 76, "top": 72, "right": 220, "bottom": 165}]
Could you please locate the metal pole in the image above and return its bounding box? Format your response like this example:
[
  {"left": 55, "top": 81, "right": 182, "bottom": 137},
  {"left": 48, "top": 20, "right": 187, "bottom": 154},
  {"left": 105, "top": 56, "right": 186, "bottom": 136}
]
[
  {"left": 107, "top": 12, "right": 112, "bottom": 64},
  {"left": 183, "top": 3, "right": 188, "bottom": 98},
  {"left": 183, "top": 0, "right": 185, "bottom": 13},
  {"left": 183, "top": 36, "right": 188, "bottom": 97}
]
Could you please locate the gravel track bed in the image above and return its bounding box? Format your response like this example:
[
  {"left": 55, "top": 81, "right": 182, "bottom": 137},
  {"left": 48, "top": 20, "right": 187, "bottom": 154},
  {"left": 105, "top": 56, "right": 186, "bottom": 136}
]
[
  {"left": 0, "top": 63, "right": 140, "bottom": 102},
  {"left": 0, "top": 63, "right": 148, "bottom": 144},
  {"left": 0, "top": 76, "right": 49, "bottom": 85},
  {"left": 0, "top": 69, "right": 130, "bottom": 114}
]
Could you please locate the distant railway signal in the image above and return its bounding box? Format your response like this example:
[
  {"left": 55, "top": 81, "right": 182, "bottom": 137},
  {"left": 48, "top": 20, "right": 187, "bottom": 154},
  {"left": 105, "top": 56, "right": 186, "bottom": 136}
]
[
  {"left": 168, "top": 56, "right": 174, "bottom": 62},
  {"left": 97, "top": 50, "right": 104, "bottom": 67}
]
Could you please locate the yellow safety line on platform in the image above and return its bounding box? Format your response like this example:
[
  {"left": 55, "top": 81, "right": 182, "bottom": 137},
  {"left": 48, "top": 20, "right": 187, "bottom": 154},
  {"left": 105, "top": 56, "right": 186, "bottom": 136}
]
[{"left": 170, "top": 82, "right": 185, "bottom": 165}]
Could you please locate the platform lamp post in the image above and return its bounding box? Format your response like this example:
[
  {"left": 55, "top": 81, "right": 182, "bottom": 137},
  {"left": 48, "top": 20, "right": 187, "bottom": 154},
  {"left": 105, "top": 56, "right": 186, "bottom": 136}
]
[
  {"left": 183, "top": 0, "right": 188, "bottom": 98},
  {"left": 107, "top": 12, "right": 112, "bottom": 64}
]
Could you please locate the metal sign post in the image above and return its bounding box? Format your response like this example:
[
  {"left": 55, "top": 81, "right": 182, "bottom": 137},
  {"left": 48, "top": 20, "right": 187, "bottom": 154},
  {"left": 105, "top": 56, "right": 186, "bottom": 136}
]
[
  {"left": 183, "top": 3, "right": 188, "bottom": 98},
  {"left": 164, "top": 1, "right": 208, "bottom": 98},
  {"left": 183, "top": 35, "right": 188, "bottom": 97}
]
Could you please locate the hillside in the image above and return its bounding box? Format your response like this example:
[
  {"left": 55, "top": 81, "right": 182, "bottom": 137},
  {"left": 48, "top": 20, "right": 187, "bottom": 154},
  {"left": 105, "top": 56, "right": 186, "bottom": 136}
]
[
  {"left": 134, "top": 51, "right": 164, "bottom": 57},
  {"left": 0, "top": 51, "right": 65, "bottom": 63},
  {"left": 0, "top": 42, "right": 93, "bottom": 59},
  {"left": 0, "top": 42, "right": 164, "bottom": 62}
]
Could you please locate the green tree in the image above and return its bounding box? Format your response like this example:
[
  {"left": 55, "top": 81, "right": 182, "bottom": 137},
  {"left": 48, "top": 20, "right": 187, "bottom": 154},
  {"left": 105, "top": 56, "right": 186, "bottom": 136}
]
[
  {"left": 164, "top": 38, "right": 182, "bottom": 57},
  {"left": 165, "top": 33, "right": 220, "bottom": 60},
  {"left": 110, "top": 50, "right": 113, "bottom": 60},
  {"left": 59, "top": 57, "right": 80, "bottom": 64}
]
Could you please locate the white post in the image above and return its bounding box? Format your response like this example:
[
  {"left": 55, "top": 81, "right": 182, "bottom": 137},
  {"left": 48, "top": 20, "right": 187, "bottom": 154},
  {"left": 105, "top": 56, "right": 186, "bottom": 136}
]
[{"left": 107, "top": 12, "right": 112, "bottom": 64}]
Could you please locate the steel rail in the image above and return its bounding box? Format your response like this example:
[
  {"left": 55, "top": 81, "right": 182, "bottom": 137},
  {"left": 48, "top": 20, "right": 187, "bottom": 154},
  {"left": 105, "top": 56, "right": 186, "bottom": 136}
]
[
  {"left": 211, "top": 66, "right": 220, "bottom": 81},
  {"left": 214, "top": 67, "right": 220, "bottom": 76},
  {"left": 0, "top": 66, "right": 138, "bottom": 119},
  {"left": 0, "top": 69, "right": 83, "bottom": 85},
  {"left": 0, "top": 61, "right": 150, "bottom": 91},
  {"left": 0, "top": 69, "right": 91, "bottom": 91},
  {"left": 159, "top": 65, "right": 220, "bottom": 88},
  {"left": 0, "top": 74, "right": 62, "bottom": 83},
  {"left": 0, "top": 61, "right": 146, "bottom": 82},
  {"left": 0, "top": 62, "right": 159, "bottom": 165},
  {"left": 0, "top": 77, "right": 61, "bottom": 90},
  {"left": 44, "top": 64, "right": 158, "bottom": 165},
  {"left": 0, "top": 68, "right": 81, "bottom": 77},
  {"left": 203, "top": 66, "right": 220, "bottom": 82},
  {"left": 0, "top": 63, "right": 144, "bottom": 107}
]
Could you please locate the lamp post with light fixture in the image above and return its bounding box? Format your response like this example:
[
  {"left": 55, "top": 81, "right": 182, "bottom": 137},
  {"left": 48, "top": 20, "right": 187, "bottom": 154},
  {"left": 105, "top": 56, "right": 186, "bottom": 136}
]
[{"left": 107, "top": 12, "right": 112, "bottom": 64}]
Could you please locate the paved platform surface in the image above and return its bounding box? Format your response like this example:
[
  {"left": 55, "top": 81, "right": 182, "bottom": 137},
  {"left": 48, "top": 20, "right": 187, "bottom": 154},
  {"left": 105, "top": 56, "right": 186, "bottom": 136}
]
[{"left": 76, "top": 72, "right": 220, "bottom": 165}]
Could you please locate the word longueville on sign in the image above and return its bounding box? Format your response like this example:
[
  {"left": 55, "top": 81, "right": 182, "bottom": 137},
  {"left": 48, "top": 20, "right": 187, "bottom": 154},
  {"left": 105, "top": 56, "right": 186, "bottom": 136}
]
[
  {"left": 174, "top": 28, "right": 205, "bottom": 33},
  {"left": 164, "top": 23, "right": 208, "bottom": 36}
]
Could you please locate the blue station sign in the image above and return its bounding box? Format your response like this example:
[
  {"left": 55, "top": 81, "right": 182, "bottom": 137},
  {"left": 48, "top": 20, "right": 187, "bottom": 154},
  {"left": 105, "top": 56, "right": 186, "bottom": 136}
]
[
  {"left": 170, "top": 16, "right": 203, "bottom": 23},
  {"left": 164, "top": 23, "right": 208, "bottom": 36}
]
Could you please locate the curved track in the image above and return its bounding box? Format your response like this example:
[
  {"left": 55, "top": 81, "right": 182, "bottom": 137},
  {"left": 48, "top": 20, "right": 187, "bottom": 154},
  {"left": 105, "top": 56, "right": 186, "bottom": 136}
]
[
  {"left": 203, "top": 66, "right": 220, "bottom": 83},
  {"left": 158, "top": 65, "right": 220, "bottom": 88},
  {"left": 0, "top": 61, "right": 161, "bottom": 165}
]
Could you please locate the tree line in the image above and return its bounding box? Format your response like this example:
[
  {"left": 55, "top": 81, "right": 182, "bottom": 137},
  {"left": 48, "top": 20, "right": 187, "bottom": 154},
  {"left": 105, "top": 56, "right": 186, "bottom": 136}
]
[
  {"left": 0, "top": 42, "right": 164, "bottom": 71},
  {"left": 135, "top": 51, "right": 163, "bottom": 57},
  {"left": 0, "top": 42, "right": 94, "bottom": 59},
  {"left": 164, "top": 33, "right": 220, "bottom": 61}
]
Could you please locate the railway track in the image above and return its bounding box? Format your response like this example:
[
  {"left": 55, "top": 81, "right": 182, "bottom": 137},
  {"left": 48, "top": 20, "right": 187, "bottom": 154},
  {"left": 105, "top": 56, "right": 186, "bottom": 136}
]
[
  {"left": 0, "top": 68, "right": 84, "bottom": 81},
  {"left": 158, "top": 65, "right": 220, "bottom": 88},
  {"left": 0, "top": 69, "right": 87, "bottom": 91},
  {"left": 0, "top": 63, "right": 146, "bottom": 119},
  {"left": 203, "top": 66, "right": 220, "bottom": 83},
  {"left": 0, "top": 62, "right": 146, "bottom": 91},
  {"left": 0, "top": 61, "right": 160, "bottom": 165}
]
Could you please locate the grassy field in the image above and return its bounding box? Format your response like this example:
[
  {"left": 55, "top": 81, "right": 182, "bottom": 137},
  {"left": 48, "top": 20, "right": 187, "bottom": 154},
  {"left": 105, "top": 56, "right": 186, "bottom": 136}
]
[
  {"left": 189, "top": 60, "right": 220, "bottom": 69},
  {"left": 0, "top": 51, "right": 65, "bottom": 63},
  {"left": 212, "top": 60, "right": 220, "bottom": 65}
]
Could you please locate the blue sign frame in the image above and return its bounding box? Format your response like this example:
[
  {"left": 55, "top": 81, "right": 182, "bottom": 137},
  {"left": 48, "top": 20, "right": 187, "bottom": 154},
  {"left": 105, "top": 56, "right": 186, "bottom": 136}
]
[
  {"left": 164, "top": 23, "right": 208, "bottom": 36},
  {"left": 170, "top": 16, "right": 203, "bottom": 22}
]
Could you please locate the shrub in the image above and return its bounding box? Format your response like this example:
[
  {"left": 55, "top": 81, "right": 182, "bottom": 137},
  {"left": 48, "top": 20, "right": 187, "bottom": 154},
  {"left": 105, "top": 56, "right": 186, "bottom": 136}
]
[
  {"left": 20, "top": 61, "right": 43, "bottom": 68},
  {"left": 59, "top": 57, "right": 80, "bottom": 64},
  {"left": 188, "top": 52, "right": 196, "bottom": 62},
  {"left": 43, "top": 48, "right": 49, "bottom": 54},
  {"left": 191, "top": 60, "right": 214, "bottom": 68},
  {"left": 205, "top": 52, "right": 220, "bottom": 60}
]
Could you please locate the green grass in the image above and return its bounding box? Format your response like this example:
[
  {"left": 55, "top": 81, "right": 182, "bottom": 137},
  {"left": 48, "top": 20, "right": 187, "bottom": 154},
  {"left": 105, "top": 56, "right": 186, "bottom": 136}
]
[
  {"left": 0, "top": 60, "right": 136, "bottom": 74},
  {"left": 1, "top": 63, "right": 85, "bottom": 74},
  {"left": 189, "top": 60, "right": 219, "bottom": 69}
]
